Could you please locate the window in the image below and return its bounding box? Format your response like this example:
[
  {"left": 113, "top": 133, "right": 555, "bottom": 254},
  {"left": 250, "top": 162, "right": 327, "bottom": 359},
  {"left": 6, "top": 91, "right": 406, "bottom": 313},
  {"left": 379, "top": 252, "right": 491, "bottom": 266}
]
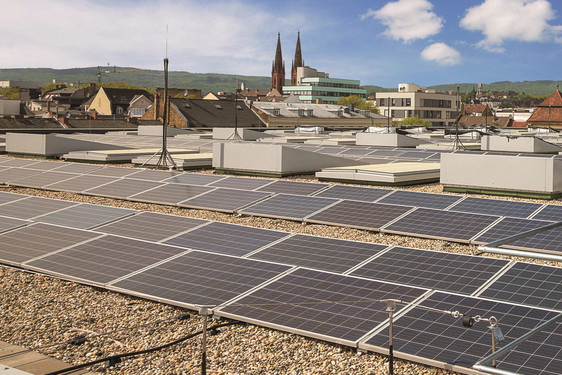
[{"left": 214, "top": 104, "right": 222, "bottom": 109}]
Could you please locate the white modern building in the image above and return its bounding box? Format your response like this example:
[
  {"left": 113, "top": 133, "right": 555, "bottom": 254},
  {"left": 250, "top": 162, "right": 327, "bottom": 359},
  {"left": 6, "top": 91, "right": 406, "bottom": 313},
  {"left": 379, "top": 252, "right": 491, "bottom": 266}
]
[{"left": 373, "top": 83, "right": 460, "bottom": 126}]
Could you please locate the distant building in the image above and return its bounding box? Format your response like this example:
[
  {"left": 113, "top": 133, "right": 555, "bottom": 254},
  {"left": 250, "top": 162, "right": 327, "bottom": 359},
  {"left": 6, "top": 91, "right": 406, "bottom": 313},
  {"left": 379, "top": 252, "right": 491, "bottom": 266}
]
[
  {"left": 42, "top": 84, "right": 97, "bottom": 109},
  {"left": 291, "top": 32, "right": 304, "bottom": 86},
  {"left": 0, "top": 80, "right": 43, "bottom": 89},
  {"left": 271, "top": 33, "right": 285, "bottom": 93},
  {"left": 0, "top": 99, "right": 21, "bottom": 116},
  {"left": 87, "top": 87, "right": 153, "bottom": 116},
  {"left": 155, "top": 87, "right": 201, "bottom": 99},
  {"left": 374, "top": 83, "right": 459, "bottom": 126},
  {"left": 526, "top": 89, "right": 562, "bottom": 128}
]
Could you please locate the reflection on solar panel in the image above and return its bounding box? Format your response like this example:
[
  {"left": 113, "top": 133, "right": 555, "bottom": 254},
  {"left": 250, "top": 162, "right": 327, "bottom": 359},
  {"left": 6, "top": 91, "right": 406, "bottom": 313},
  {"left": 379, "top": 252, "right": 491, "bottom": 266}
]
[
  {"left": 207, "top": 176, "right": 274, "bottom": 190},
  {"left": 52, "top": 163, "right": 103, "bottom": 174},
  {"left": 130, "top": 183, "right": 212, "bottom": 205},
  {"left": 24, "top": 235, "right": 186, "bottom": 284},
  {"left": 218, "top": 268, "right": 428, "bottom": 344},
  {"left": 84, "top": 179, "right": 163, "bottom": 199},
  {"left": 44, "top": 174, "right": 117, "bottom": 193},
  {"left": 378, "top": 190, "right": 462, "bottom": 210},
  {"left": 473, "top": 217, "right": 554, "bottom": 244},
  {"left": 163, "top": 173, "right": 226, "bottom": 186},
  {"left": 33, "top": 203, "right": 136, "bottom": 229},
  {"left": 0, "top": 223, "right": 100, "bottom": 265},
  {"left": 249, "top": 234, "right": 388, "bottom": 273},
  {"left": 383, "top": 208, "right": 499, "bottom": 242},
  {"left": 0, "top": 191, "right": 27, "bottom": 205},
  {"left": 307, "top": 200, "right": 413, "bottom": 231},
  {"left": 256, "top": 180, "right": 329, "bottom": 196},
  {"left": 92, "top": 211, "right": 207, "bottom": 242},
  {"left": 494, "top": 318, "right": 562, "bottom": 375},
  {"left": 313, "top": 185, "right": 391, "bottom": 202},
  {"left": 179, "top": 188, "right": 271, "bottom": 213},
  {"left": 351, "top": 247, "right": 508, "bottom": 294},
  {"left": 89, "top": 166, "right": 140, "bottom": 178},
  {"left": 479, "top": 262, "right": 562, "bottom": 311},
  {"left": 448, "top": 197, "right": 542, "bottom": 219},
  {"left": 112, "top": 250, "right": 291, "bottom": 307},
  {"left": 164, "top": 222, "right": 289, "bottom": 256},
  {"left": 0, "top": 196, "right": 77, "bottom": 219},
  {"left": 0, "top": 168, "right": 42, "bottom": 183},
  {"left": 532, "top": 205, "right": 562, "bottom": 222},
  {"left": 507, "top": 226, "right": 562, "bottom": 254},
  {"left": 8, "top": 171, "right": 76, "bottom": 189},
  {"left": 240, "top": 194, "right": 338, "bottom": 221},
  {"left": 126, "top": 169, "right": 181, "bottom": 181},
  {"left": 362, "top": 292, "right": 559, "bottom": 374},
  {"left": 0, "top": 216, "right": 29, "bottom": 234}
]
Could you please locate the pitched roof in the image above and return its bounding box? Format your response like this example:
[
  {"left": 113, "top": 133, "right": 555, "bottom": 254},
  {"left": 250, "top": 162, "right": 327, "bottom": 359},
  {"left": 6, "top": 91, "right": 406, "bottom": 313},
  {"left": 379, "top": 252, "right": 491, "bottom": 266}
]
[
  {"left": 102, "top": 88, "right": 154, "bottom": 105},
  {"left": 527, "top": 107, "right": 562, "bottom": 123},
  {"left": 0, "top": 118, "right": 62, "bottom": 129},
  {"left": 537, "top": 90, "right": 562, "bottom": 107},
  {"left": 64, "top": 119, "right": 140, "bottom": 129},
  {"left": 170, "top": 98, "right": 264, "bottom": 128}
]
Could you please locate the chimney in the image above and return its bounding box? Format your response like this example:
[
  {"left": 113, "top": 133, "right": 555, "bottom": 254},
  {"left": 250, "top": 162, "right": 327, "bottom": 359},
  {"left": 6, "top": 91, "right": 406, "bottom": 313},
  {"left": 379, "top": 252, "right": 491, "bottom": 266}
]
[
  {"left": 154, "top": 93, "right": 159, "bottom": 120},
  {"left": 92, "top": 112, "right": 98, "bottom": 120},
  {"left": 58, "top": 117, "right": 67, "bottom": 125},
  {"left": 46, "top": 101, "right": 50, "bottom": 112}
]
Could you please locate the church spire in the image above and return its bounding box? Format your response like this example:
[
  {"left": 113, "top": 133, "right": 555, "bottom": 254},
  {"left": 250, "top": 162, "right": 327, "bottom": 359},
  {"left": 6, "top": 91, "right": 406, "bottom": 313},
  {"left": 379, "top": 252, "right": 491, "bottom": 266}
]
[
  {"left": 271, "top": 32, "right": 285, "bottom": 92},
  {"left": 291, "top": 32, "right": 304, "bottom": 86}
]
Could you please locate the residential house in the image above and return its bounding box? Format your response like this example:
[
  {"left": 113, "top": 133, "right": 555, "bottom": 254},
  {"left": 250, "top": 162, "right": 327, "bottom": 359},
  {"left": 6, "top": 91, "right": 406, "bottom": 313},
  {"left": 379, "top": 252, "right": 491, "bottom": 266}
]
[
  {"left": 87, "top": 87, "right": 153, "bottom": 116},
  {"left": 526, "top": 90, "right": 562, "bottom": 128},
  {"left": 128, "top": 95, "right": 153, "bottom": 118},
  {"left": 155, "top": 87, "right": 202, "bottom": 99},
  {"left": 42, "top": 84, "right": 98, "bottom": 109}
]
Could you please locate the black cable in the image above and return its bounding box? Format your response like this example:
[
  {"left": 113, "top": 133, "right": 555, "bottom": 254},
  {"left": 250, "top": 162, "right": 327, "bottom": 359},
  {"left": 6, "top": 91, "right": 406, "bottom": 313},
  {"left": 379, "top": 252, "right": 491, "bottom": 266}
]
[
  {"left": 45, "top": 321, "right": 240, "bottom": 375},
  {"left": 0, "top": 313, "right": 191, "bottom": 360}
]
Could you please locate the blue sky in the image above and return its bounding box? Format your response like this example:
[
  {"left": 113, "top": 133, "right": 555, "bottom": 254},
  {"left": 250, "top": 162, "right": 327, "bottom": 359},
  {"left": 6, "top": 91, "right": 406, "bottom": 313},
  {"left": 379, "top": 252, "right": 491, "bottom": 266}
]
[{"left": 1, "top": 0, "right": 561, "bottom": 88}]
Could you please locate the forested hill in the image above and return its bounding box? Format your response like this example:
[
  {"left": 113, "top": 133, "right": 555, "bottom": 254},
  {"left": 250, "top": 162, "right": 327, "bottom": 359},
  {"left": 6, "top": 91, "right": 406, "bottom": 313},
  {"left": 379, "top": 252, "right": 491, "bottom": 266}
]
[{"left": 1, "top": 67, "right": 560, "bottom": 96}]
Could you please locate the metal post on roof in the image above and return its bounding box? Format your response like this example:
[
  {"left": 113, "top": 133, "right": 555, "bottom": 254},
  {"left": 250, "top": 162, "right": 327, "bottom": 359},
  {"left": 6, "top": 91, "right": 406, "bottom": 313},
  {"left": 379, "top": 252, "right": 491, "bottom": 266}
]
[
  {"left": 380, "top": 299, "right": 401, "bottom": 375},
  {"left": 452, "top": 84, "right": 466, "bottom": 151},
  {"left": 198, "top": 306, "right": 213, "bottom": 375}
]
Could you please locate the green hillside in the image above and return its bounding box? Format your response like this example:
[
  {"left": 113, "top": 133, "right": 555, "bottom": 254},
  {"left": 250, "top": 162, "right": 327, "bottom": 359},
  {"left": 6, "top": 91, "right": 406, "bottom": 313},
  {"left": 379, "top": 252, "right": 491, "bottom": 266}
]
[{"left": 1, "top": 67, "right": 560, "bottom": 96}]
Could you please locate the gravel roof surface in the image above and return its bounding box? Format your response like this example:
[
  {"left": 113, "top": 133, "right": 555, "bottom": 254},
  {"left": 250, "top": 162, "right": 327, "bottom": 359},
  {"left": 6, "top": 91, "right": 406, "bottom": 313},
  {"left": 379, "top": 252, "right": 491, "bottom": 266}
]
[{"left": 1, "top": 159, "right": 560, "bottom": 374}]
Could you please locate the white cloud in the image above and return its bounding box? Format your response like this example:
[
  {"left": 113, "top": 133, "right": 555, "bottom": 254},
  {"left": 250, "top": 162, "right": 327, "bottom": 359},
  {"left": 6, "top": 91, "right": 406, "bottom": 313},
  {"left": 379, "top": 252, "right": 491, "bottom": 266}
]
[
  {"left": 0, "top": 0, "right": 305, "bottom": 75},
  {"left": 421, "top": 43, "right": 461, "bottom": 65},
  {"left": 361, "top": 0, "right": 443, "bottom": 43},
  {"left": 460, "top": 0, "right": 561, "bottom": 52}
]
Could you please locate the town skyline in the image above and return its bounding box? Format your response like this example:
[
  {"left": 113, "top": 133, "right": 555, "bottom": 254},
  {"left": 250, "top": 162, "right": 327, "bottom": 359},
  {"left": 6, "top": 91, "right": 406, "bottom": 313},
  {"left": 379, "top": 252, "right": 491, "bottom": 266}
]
[{"left": 1, "top": 0, "right": 561, "bottom": 88}]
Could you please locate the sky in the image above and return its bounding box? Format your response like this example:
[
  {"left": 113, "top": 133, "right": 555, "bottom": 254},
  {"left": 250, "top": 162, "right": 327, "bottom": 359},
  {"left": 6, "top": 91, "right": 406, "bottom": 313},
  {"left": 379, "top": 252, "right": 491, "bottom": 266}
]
[{"left": 1, "top": 0, "right": 561, "bottom": 88}]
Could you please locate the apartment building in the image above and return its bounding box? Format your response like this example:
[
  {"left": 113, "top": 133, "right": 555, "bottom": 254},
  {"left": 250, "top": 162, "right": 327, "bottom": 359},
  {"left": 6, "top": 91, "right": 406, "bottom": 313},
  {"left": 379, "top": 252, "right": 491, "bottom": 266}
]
[{"left": 374, "top": 83, "right": 460, "bottom": 126}]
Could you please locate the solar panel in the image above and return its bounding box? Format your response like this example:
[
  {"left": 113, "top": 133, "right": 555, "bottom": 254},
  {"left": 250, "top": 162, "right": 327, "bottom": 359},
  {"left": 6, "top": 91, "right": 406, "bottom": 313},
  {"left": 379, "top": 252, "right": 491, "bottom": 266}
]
[
  {"left": 8, "top": 171, "right": 77, "bottom": 189},
  {"left": 84, "top": 179, "right": 164, "bottom": 199},
  {"left": 306, "top": 200, "right": 413, "bottom": 231},
  {"left": 52, "top": 163, "right": 103, "bottom": 174},
  {"left": 313, "top": 185, "right": 391, "bottom": 202},
  {"left": 44, "top": 174, "right": 117, "bottom": 193},
  {"left": 164, "top": 222, "right": 290, "bottom": 256},
  {"left": 24, "top": 235, "right": 187, "bottom": 285},
  {"left": 367, "top": 149, "right": 404, "bottom": 157},
  {"left": 0, "top": 168, "right": 42, "bottom": 183},
  {"left": 33, "top": 203, "right": 136, "bottom": 229},
  {"left": 493, "top": 318, "right": 562, "bottom": 375},
  {"left": 89, "top": 166, "right": 140, "bottom": 178},
  {"left": 473, "top": 217, "right": 555, "bottom": 244},
  {"left": 0, "top": 223, "right": 100, "bottom": 266},
  {"left": 217, "top": 268, "right": 428, "bottom": 345},
  {"left": 378, "top": 190, "right": 463, "bottom": 210},
  {"left": 532, "top": 205, "right": 562, "bottom": 222},
  {"left": 506, "top": 226, "right": 562, "bottom": 254},
  {"left": 92, "top": 211, "right": 207, "bottom": 242},
  {"left": 207, "top": 176, "right": 274, "bottom": 190},
  {"left": 0, "top": 159, "right": 41, "bottom": 167},
  {"left": 125, "top": 169, "right": 181, "bottom": 181},
  {"left": 249, "top": 234, "right": 389, "bottom": 273},
  {"left": 0, "top": 215, "right": 29, "bottom": 234},
  {"left": 111, "top": 250, "right": 291, "bottom": 307},
  {"left": 351, "top": 247, "right": 509, "bottom": 295},
  {"left": 399, "top": 151, "right": 435, "bottom": 159},
  {"left": 479, "top": 262, "right": 562, "bottom": 311},
  {"left": 130, "top": 183, "right": 213, "bottom": 205},
  {"left": 340, "top": 148, "right": 373, "bottom": 156},
  {"left": 163, "top": 173, "right": 226, "bottom": 186},
  {"left": 0, "top": 191, "right": 28, "bottom": 205},
  {"left": 256, "top": 180, "right": 329, "bottom": 196},
  {"left": 179, "top": 188, "right": 272, "bottom": 213},
  {"left": 383, "top": 208, "right": 500, "bottom": 242},
  {"left": 0, "top": 196, "right": 78, "bottom": 219},
  {"left": 240, "top": 194, "right": 339, "bottom": 221},
  {"left": 448, "top": 197, "right": 542, "bottom": 219},
  {"left": 23, "top": 160, "right": 65, "bottom": 171},
  {"left": 361, "top": 292, "right": 559, "bottom": 374}
]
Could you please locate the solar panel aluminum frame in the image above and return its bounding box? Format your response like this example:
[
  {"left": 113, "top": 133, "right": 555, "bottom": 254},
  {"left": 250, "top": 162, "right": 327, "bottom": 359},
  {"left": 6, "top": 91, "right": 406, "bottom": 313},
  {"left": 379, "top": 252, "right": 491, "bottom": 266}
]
[
  {"left": 214, "top": 268, "right": 432, "bottom": 348},
  {"left": 107, "top": 251, "right": 296, "bottom": 311},
  {"left": 177, "top": 189, "right": 273, "bottom": 214},
  {"left": 357, "top": 291, "right": 558, "bottom": 375},
  {"left": 240, "top": 194, "right": 342, "bottom": 222}
]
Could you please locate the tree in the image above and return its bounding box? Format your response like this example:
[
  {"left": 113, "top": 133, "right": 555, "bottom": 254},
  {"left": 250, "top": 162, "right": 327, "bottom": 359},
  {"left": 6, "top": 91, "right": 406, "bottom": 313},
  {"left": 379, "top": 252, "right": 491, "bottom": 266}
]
[
  {"left": 337, "top": 95, "right": 380, "bottom": 114},
  {"left": 401, "top": 116, "right": 431, "bottom": 127},
  {"left": 0, "top": 87, "right": 21, "bottom": 99}
]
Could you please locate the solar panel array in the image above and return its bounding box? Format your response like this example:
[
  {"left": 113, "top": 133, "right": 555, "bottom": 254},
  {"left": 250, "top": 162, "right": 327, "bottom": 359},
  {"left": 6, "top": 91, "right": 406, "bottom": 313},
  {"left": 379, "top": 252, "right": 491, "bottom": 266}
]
[{"left": 0, "top": 186, "right": 559, "bottom": 374}]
